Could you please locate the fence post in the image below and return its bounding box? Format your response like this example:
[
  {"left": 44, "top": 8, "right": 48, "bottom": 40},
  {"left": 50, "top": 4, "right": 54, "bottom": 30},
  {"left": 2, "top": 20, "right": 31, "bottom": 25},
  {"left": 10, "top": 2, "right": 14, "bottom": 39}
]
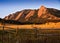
[
  {"left": 8, "top": 31, "right": 10, "bottom": 43},
  {"left": 2, "top": 26, "right": 4, "bottom": 43},
  {"left": 15, "top": 27, "right": 20, "bottom": 43}
]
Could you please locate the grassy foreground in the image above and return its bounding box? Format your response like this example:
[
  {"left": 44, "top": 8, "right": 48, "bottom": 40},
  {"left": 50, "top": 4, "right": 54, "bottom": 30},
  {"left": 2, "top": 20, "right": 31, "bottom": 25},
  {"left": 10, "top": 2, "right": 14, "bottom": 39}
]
[
  {"left": 0, "top": 22, "right": 60, "bottom": 43},
  {"left": 0, "top": 28, "right": 60, "bottom": 43}
]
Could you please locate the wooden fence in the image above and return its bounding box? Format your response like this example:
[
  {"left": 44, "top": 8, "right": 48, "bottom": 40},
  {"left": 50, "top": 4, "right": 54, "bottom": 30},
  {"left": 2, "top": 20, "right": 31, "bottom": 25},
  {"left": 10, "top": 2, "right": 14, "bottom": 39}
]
[{"left": 0, "top": 26, "right": 60, "bottom": 43}]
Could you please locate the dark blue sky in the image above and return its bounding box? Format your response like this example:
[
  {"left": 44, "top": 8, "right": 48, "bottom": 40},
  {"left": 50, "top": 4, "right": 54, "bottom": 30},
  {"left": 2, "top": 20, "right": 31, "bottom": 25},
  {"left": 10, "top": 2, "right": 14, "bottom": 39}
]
[{"left": 0, "top": 0, "right": 60, "bottom": 18}]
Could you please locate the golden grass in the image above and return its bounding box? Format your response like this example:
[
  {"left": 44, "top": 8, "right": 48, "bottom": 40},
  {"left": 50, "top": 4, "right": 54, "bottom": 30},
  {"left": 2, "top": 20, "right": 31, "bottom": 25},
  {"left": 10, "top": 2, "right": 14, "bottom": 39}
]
[{"left": 0, "top": 22, "right": 60, "bottom": 30}]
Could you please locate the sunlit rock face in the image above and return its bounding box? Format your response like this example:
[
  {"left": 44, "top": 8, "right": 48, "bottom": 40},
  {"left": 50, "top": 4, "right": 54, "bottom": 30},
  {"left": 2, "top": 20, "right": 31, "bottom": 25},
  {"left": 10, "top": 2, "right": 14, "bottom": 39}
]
[
  {"left": 4, "top": 5, "right": 60, "bottom": 23},
  {"left": 38, "top": 5, "right": 60, "bottom": 20},
  {"left": 38, "top": 5, "right": 47, "bottom": 18}
]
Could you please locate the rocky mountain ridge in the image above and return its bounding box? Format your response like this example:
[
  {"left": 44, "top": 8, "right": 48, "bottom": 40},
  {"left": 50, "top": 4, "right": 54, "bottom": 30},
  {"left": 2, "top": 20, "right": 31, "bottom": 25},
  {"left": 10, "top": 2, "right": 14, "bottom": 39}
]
[{"left": 4, "top": 5, "right": 60, "bottom": 24}]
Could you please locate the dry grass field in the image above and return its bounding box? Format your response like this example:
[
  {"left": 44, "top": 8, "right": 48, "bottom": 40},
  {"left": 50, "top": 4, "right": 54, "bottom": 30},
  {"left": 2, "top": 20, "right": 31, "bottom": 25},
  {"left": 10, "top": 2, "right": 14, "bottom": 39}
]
[
  {"left": 0, "top": 22, "right": 60, "bottom": 30},
  {"left": 0, "top": 22, "right": 60, "bottom": 43}
]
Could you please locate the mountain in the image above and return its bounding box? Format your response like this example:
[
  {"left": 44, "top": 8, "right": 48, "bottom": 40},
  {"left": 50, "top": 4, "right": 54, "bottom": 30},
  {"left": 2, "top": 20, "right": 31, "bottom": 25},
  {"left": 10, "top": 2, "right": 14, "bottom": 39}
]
[{"left": 4, "top": 5, "right": 60, "bottom": 24}]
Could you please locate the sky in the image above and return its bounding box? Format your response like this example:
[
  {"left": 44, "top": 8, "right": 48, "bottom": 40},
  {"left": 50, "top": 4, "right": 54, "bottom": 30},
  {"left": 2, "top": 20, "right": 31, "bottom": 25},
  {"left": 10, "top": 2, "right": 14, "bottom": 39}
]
[{"left": 0, "top": 0, "right": 60, "bottom": 18}]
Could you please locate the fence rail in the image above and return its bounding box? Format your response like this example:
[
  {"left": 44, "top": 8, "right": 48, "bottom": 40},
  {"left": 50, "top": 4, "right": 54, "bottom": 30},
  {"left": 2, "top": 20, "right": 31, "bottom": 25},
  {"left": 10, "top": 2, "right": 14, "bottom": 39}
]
[{"left": 0, "top": 26, "right": 60, "bottom": 43}]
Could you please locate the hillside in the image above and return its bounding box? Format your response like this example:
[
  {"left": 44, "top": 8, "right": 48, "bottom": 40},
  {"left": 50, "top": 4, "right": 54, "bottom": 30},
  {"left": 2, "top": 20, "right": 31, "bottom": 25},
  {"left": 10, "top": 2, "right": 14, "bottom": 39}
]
[{"left": 4, "top": 5, "right": 60, "bottom": 24}]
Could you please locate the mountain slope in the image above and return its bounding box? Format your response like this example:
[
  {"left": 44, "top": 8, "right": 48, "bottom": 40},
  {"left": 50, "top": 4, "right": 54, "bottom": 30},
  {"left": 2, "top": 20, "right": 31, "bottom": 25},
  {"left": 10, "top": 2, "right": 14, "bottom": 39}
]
[{"left": 4, "top": 5, "right": 60, "bottom": 24}]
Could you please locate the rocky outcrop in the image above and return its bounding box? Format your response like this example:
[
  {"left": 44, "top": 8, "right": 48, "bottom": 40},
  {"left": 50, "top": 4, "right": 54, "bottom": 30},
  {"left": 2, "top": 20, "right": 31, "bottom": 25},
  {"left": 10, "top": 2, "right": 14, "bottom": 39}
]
[
  {"left": 38, "top": 5, "right": 47, "bottom": 18},
  {"left": 4, "top": 5, "right": 60, "bottom": 23}
]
